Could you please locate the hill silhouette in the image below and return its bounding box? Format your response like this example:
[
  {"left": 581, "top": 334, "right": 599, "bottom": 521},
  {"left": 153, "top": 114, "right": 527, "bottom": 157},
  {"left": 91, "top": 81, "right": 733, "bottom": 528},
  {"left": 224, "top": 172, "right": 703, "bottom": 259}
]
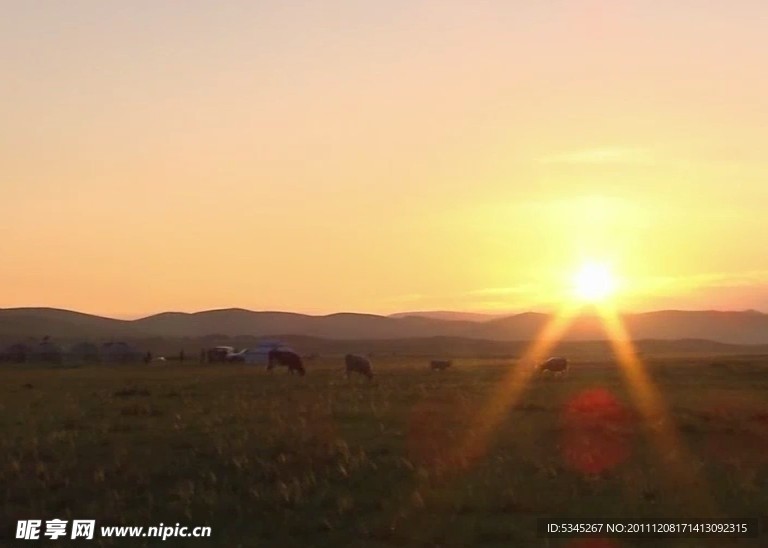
[
  {"left": 388, "top": 311, "right": 509, "bottom": 322},
  {"left": 1, "top": 307, "right": 768, "bottom": 346}
]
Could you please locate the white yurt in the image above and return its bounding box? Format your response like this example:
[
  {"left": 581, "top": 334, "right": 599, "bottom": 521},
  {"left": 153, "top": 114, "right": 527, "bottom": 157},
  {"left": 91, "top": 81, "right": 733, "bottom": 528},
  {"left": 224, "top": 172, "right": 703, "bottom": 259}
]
[{"left": 241, "top": 340, "right": 293, "bottom": 365}]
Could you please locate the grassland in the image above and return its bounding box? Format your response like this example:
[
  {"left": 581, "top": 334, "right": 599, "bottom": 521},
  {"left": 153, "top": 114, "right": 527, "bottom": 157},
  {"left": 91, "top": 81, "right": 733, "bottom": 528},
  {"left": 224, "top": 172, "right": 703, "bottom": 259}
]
[{"left": 1, "top": 356, "right": 766, "bottom": 547}]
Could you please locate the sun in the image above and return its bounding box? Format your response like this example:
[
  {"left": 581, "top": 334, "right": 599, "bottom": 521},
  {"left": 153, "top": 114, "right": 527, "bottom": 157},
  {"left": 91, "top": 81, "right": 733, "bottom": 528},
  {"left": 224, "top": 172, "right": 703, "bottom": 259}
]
[{"left": 572, "top": 261, "right": 617, "bottom": 303}]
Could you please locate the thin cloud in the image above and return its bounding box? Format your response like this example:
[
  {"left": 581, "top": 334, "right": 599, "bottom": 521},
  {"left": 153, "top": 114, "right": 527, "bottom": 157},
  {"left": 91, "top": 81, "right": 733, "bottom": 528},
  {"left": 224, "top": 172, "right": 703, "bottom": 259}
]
[
  {"left": 382, "top": 285, "right": 548, "bottom": 312},
  {"left": 539, "top": 147, "right": 656, "bottom": 166},
  {"left": 638, "top": 270, "right": 768, "bottom": 293},
  {"left": 381, "top": 293, "right": 428, "bottom": 304},
  {"left": 384, "top": 271, "right": 768, "bottom": 314},
  {"left": 467, "top": 285, "right": 539, "bottom": 297}
]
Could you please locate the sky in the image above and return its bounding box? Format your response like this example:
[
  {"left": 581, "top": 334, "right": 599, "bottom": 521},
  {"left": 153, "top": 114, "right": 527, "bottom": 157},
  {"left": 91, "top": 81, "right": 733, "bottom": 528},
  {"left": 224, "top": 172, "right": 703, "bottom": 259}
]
[{"left": 2, "top": 1, "right": 768, "bottom": 318}]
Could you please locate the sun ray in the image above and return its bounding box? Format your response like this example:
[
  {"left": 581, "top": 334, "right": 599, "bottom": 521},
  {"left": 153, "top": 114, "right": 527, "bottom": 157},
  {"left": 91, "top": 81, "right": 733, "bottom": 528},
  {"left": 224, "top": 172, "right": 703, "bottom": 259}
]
[
  {"left": 444, "top": 264, "right": 715, "bottom": 519},
  {"left": 596, "top": 302, "right": 716, "bottom": 516},
  {"left": 454, "top": 302, "right": 583, "bottom": 465}
]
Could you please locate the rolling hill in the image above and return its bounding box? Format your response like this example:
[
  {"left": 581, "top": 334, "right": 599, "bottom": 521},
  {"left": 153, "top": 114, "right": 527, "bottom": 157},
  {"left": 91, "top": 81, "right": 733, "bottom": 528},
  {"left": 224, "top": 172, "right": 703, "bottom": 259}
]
[
  {"left": 388, "top": 311, "right": 510, "bottom": 322},
  {"left": 1, "top": 307, "right": 768, "bottom": 345}
]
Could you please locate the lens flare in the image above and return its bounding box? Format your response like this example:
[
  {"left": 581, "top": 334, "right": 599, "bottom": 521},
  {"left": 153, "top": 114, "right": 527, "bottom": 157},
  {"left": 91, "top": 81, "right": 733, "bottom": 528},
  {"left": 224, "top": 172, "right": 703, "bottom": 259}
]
[{"left": 561, "top": 388, "right": 634, "bottom": 475}]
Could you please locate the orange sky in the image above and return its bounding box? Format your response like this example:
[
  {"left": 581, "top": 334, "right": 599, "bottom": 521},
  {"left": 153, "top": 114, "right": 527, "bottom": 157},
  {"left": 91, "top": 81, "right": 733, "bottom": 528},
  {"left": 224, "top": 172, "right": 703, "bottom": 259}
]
[{"left": 2, "top": 1, "right": 768, "bottom": 318}]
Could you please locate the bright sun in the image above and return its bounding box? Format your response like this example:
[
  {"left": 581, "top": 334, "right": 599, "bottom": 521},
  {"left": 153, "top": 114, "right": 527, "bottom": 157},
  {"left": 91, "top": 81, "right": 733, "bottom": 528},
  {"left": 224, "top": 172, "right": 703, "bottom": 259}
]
[{"left": 572, "top": 261, "right": 617, "bottom": 303}]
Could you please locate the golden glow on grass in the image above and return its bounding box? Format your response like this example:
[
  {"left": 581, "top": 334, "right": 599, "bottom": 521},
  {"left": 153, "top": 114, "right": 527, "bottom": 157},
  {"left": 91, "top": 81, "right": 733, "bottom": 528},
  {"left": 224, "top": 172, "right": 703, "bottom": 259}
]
[
  {"left": 596, "top": 303, "right": 715, "bottom": 515},
  {"left": 451, "top": 295, "right": 714, "bottom": 516},
  {"left": 572, "top": 261, "right": 617, "bottom": 303},
  {"left": 455, "top": 302, "right": 583, "bottom": 464}
]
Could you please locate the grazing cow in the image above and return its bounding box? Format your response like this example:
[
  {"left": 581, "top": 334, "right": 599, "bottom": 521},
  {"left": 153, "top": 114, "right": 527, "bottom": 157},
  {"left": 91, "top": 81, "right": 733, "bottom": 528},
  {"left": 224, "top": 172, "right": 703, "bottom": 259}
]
[
  {"left": 345, "top": 354, "right": 373, "bottom": 379},
  {"left": 430, "top": 360, "right": 452, "bottom": 371},
  {"left": 538, "top": 357, "right": 568, "bottom": 377},
  {"left": 268, "top": 349, "right": 306, "bottom": 376}
]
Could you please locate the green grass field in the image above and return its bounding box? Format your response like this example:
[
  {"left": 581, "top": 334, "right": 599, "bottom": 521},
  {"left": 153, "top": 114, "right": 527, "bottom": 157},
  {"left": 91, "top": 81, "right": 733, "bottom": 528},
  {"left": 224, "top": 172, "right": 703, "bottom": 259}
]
[{"left": 2, "top": 357, "right": 766, "bottom": 547}]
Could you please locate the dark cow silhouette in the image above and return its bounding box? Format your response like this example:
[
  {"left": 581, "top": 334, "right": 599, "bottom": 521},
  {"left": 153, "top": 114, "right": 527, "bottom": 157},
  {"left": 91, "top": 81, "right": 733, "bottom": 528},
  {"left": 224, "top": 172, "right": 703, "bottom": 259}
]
[
  {"left": 538, "top": 357, "right": 568, "bottom": 377},
  {"left": 345, "top": 354, "right": 373, "bottom": 379},
  {"left": 268, "top": 349, "right": 305, "bottom": 376},
  {"left": 430, "top": 360, "right": 452, "bottom": 371}
]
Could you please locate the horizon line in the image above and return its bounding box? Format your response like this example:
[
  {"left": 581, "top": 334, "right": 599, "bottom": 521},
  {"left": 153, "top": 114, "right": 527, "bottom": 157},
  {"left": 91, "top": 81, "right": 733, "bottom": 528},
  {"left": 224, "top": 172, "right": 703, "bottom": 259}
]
[{"left": 1, "top": 305, "right": 766, "bottom": 322}]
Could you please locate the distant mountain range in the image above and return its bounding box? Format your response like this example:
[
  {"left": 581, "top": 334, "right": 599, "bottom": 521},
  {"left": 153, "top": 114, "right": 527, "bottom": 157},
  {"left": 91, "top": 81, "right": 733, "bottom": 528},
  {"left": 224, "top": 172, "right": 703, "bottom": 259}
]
[
  {"left": 1, "top": 307, "right": 768, "bottom": 345},
  {"left": 388, "top": 311, "right": 510, "bottom": 322}
]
